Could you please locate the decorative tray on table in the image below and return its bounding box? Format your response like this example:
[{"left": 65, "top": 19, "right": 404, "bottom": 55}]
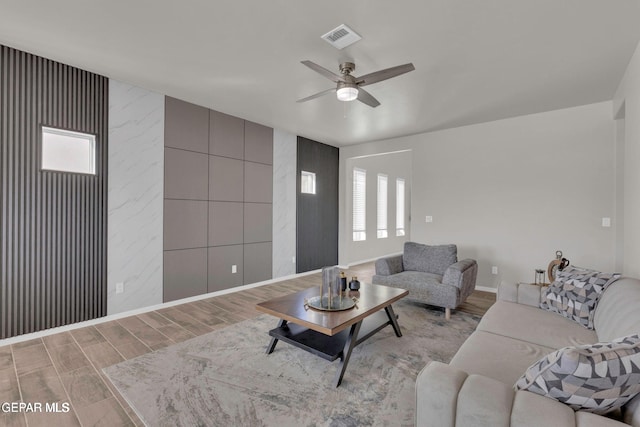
[{"left": 304, "top": 295, "right": 358, "bottom": 312}]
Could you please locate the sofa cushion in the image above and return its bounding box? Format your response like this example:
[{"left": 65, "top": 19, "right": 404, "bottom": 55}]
[
  {"left": 540, "top": 266, "right": 620, "bottom": 329},
  {"left": 403, "top": 242, "right": 457, "bottom": 275},
  {"left": 514, "top": 334, "right": 640, "bottom": 414},
  {"left": 450, "top": 330, "right": 556, "bottom": 385},
  {"left": 372, "top": 271, "right": 459, "bottom": 309},
  {"left": 477, "top": 301, "right": 598, "bottom": 349}
]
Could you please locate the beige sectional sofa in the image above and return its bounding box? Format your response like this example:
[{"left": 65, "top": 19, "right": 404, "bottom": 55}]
[{"left": 416, "top": 277, "right": 640, "bottom": 426}]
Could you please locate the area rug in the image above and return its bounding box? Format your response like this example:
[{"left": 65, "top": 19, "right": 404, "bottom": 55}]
[{"left": 103, "top": 300, "right": 480, "bottom": 427}]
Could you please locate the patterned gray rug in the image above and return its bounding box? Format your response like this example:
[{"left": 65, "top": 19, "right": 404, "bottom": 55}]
[{"left": 103, "top": 300, "right": 480, "bottom": 427}]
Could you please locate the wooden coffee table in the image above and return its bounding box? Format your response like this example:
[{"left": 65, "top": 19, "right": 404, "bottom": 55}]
[{"left": 255, "top": 283, "right": 409, "bottom": 387}]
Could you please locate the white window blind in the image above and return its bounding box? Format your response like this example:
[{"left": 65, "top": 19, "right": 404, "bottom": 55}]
[
  {"left": 377, "top": 174, "right": 388, "bottom": 238},
  {"left": 396, "top": 178, "right": 405, "bottom": 236},
  {"left": 353, "top": 168, "right": 366, "bottom": 241}
]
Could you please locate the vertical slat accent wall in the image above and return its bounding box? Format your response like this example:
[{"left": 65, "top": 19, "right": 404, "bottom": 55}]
[{"left": 0, "top": 45, "right": 108, "bottom": 339}]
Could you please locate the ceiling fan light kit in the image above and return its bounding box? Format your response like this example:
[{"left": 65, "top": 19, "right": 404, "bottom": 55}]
[
  {"left": 336, "top": 85, "right": 358, "bottom": 102},
  {"left": 298, "top": 60, "right": 415, "bottom": 108}
]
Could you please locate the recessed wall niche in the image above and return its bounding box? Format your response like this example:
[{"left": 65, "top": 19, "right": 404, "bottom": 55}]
[{"left": 163, "top": 97, "right": 273, "bottom": 302}]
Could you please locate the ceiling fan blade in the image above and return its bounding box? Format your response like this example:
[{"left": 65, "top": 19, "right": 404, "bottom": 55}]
[
  {"left": 297, "top": 88, "right": 336, "bottom": 103},
  {"left": 356, "top": 63, "right": 415, "bottom": 87},
  {"left": 356, "top": 87, "right": 381, "bottom": 108},
  {"left": 301, "top": 60, "right": 345, "bottom": 83}
]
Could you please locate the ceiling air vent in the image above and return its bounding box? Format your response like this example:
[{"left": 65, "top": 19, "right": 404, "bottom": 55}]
[{"left": 321, "top": 24, "right": 362, "bottom": 50}]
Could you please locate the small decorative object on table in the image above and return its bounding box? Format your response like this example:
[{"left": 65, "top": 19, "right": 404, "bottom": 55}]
[
  {"left": 340, "top": 271, "right": 347, "bottom": 291},
  {"left": 547, "top": 250, "right": 570, "bottom": 282},
  {"left": 349, "top": 276, "right": 360, "bottom": 290},
  {"left": 535, "top": 269, "right": 545, "bottom": 285},
  {"left": 305, "top": 266, "right": 358, "bottom": 311}
]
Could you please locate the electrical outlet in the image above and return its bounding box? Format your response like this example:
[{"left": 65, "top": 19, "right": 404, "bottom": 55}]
[
  {"left": 292, "top": 256, "right": 296, "bottom": 264},
  {"left": 116, "top": 282, "right": 124, "bottom": 294},
  {"left": 491, "top": 266, "right": 498, "bottom": 275},
  {"left": 231, "top": 265, "right": 237, "bottom": 274}
]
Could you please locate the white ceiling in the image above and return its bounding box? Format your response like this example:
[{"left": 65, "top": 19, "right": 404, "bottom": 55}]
[{"left": 1, "top": 1, "right": 639, "bottom": 146}]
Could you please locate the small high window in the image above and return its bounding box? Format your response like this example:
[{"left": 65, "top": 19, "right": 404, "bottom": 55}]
[
  {"left": 42, "top": 126, "right": 96, "bottom": 175},
  {"left": 301, "top": 171, "right": 316, "bottom": 194}
]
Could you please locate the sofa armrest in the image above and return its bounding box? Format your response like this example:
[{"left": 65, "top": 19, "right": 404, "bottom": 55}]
[
  {"left": 416, "top": 361, "right": 602, "bottom": 427},
  {"left": 416, "top": 361, "right": 468, "bottom": 427},
  {"left": 497, "top": 282, "right": 543, "bottom": 307},
  {"left": 442, "top": 259, "right": 478, "bottom": 300},
  {"left": 374, "top": 254, "right": 404, "bottom": 276}
]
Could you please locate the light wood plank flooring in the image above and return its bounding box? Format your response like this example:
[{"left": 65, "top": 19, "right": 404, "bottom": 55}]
[{"left": 0, "top": 262, "right": 495, "bottom": 426}]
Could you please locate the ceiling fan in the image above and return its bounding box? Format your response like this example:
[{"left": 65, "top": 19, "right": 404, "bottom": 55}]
[{"left": 297, "top": 60, "right": 415, "bottom": 108}]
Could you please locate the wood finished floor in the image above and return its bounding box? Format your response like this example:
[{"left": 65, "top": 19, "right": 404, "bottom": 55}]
[{"left": 0, "top": 262, "right": 495, "bottom": 426}]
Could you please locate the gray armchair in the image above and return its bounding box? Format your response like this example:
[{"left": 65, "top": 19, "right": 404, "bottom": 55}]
[{"left": 372, "top": 242, "right": 478, "bottom": 319}]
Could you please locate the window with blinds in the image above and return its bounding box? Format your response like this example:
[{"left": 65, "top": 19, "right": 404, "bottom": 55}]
[
  {"left": 377, "top": 174, "right": 388, "bottom": 238},
  {"left": 353, "top": 168, "right": 366, "bottom": 241},
  {"left": 396, "top": 178, "right": 405, "bottom": 236}
]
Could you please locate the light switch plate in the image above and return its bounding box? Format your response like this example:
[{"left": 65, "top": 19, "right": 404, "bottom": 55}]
[
  {"left": 425, "top": 216, "right": 433, "bottom": 223},
  {"left": 602, "top": 217, "right": 611, "bottom": 227},
  {"left": 491, "top": 266, "right": 498, "bottom": 275},
  {"left": 231, "top": 265, "right": 237, "bottom": 274}
]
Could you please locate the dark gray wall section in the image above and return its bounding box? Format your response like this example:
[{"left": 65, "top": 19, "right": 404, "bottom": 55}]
[
  {"left": 210, "top": 111, "right": 244, "bottom": 159},
  {"left": 208, "top": 246, "right": 243, "bottom": 292},
  {"left": 164, "top": 249, "right": 208, "bottom": 301},
  {"left": 164, "top": 200, "right": 208, "bottom": 250},
  {"left": 296, "top": 137, "right": 339, "bottom": 273},
  {"left": 209, "top": 156, "right": 244, "bottom": 202},
  {"left": 164, "top": 97, "right": 273, "bottom": 301},
  {"left": 245, "top": 162, "right": 273, "bottom": 203},
  {"left": 244, "top": 242, "right": 272, "bottom": 284},
  {"left": 209, "top": 202, "right": 243, "bottom": 246},
  {"left": 164, "top": 148, "right": 208, "bottom": 200},
  {"left": 245, "top": 122, "right": 273, "bottom": 164},
  {"left": 0, "top": 45, "right": 108, "bottom": 339},
  {"left": 165, "top": 97, "right": 209, "bottom": 153}
]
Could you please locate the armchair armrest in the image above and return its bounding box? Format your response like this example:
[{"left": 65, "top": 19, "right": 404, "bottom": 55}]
[
  {"left": 442, "top": 259, "right": 478, "bottom": 301},
  {"left": 374, "top": 254, "right": 403, "bottom": 276}
]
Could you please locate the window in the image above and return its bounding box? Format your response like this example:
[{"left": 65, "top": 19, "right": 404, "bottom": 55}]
[
  {"left": 377, "top": 174, "right": 388, "bottom": 238},
  {"left": 352, "top": 168, "right": 366, "bottom": 241},
  {"left": 396, "top": 178, "right": 405, "bottom": 236},
  {"left": 301, "top": 171, "right": 316, "bottom": 194},
  {"left": 42, "top": 126, "right": 96, "bottom": 174}
]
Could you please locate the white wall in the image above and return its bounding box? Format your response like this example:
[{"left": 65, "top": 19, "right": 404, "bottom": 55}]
[
  {"left": 108, "top": 80, "right": 164, "bottom": 314},
  {"left": 341, "top": 102, "right": 616, "bottom": 288},
  {"left": 272, "top": 129, "right": 297, "bottom": 277},
  {"left": 342, "top": 151, "right": 412, "bottom": 264},
  {"left": 614, "top": 40, "right": 640, "bottom": 278}
]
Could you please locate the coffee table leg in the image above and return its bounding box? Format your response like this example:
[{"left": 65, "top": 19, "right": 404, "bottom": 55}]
[
  {"left": 333, "top": 321, "right": 363, "bottom": 387},
  {"left": 385, "top": 305, "right": 403, "bottom": 337},
  {"left": 266, "top": 319, "right": 287, "bottom": 354}
]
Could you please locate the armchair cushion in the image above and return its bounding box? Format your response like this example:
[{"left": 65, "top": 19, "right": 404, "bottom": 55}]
[
  {"left": 403, "top": 242, "right": 457, "bottom": 275},
  {"left": 374, "top": 254, "right": 403, "bottom": 276}
]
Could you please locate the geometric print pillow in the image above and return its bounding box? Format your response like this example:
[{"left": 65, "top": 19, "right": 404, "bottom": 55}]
[
  {"left": 514, "top": 334, "right": 640, "bottom": 414},
  {"left": 540, "top": 266, "right": 621, "bottom": 329}
]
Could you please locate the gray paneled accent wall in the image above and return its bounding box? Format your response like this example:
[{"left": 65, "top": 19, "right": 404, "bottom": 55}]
[
  {"left": 0, "top": 45, "right": 108, "bottom": 338},
  {"left": 163, "top": 97, "right": 273, "bottom": 302},
  {"left": 108, "top": 80, "right": 164, "bottom": 315},
  {"left": 272, "top": 129, "right": 297, "bottom": 278}
]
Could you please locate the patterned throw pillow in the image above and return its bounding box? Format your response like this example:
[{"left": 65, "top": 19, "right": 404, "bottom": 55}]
[
  {"left": 540, "top": 266, "right": 620, "bottom": 329},
  {"left": 514, "top": 334, "right": 640, "bottom": 414}
]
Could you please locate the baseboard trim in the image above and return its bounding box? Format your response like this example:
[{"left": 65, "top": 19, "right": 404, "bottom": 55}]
[
  {"left": 475, "top": 285, "right": 497, "bottom": 294},
  {"left": 0, "top": 268, "right": 322, "bottom": 348}
]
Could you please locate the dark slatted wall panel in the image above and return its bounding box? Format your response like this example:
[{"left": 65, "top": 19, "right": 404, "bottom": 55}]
[{"left": 0, "top": 45, "right": 108, "bottom": 339}]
